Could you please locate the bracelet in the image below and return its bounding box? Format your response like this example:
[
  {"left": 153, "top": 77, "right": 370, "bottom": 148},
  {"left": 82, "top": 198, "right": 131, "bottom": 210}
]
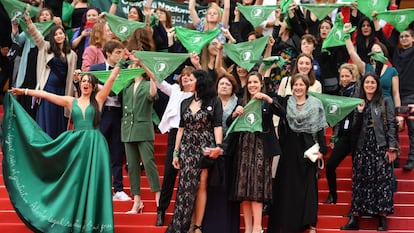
[
  {"left": 173, "top": 149, "right": 179, "bottom": 158},
  {"left": 116, "top": 58, "right": 126, "bottom": 68},
  {"left": 24, "top": 88, "right": 28, "bottom": 96},
  {"left": 216, "top": 143, "right": 222, "bottom": 148}
]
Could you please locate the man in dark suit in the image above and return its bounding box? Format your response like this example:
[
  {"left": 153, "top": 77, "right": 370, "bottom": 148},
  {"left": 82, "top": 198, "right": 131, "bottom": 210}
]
[{"left": 89, "top": 40, "right": 131, "bottom": 201}]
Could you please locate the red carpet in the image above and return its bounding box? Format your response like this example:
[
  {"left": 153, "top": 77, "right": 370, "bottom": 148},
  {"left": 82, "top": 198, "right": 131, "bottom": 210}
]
[{"left": 1, "top": 107, "right": 414, "bottom": 232}]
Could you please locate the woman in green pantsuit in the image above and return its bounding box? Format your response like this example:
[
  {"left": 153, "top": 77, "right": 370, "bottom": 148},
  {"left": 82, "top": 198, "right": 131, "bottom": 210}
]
[{"left": 121, "top": 58, "right": 161, "bottom": 214}]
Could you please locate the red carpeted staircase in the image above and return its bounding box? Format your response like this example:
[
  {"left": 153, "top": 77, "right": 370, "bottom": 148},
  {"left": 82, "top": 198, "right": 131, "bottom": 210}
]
[{"left": 1, "top": 106, "right": 414, "bottom": 232}]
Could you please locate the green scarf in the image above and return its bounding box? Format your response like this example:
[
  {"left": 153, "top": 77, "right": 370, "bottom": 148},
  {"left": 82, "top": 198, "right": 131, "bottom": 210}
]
[
  {"left": 286, "top": 95, "right": 327, "bottom": 134},
  {"left": 368, "top": 51, "right": 388, "bottom": 64}
]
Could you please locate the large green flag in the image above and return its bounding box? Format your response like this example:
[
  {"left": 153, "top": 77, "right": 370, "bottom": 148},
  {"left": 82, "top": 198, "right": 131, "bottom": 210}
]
[
  {"left": 376, "top": 9, "right": 414, "bottom": 32},
  {"left": 300, "top": 3, "right": 352, "bottom": 20},
  {"left": 322, "top": 14, "right": 355, "bottom": 52},
  {"left": 356, "top": 0, "right": 389, "bottom": 20},
  {"left": 174, "top": 27, "right": 221, "bottom": 54},
  {"left": 104, "top": 12, "right": 146, "bottom": 41},
  {"left": 134, "top": 51, "right": 189, "bottom": 82},
  {"left": 226, "top": 99, "right": 263, "bottom": 137},
  {"left": 81, "top": 68, "right": 145, "bottom": 95},
  {"left": 236, "top": 3, "right": 279, "bottom": 28},
  {"left": 0, "top": 0, "right": 39, "bottom": 19},
  {"left": 19, "top": 20, "right": 54, "bottom": 43},
  {"left": 308, "top": 91, "right": 363, "bottom": 126},
  {"left": 223, "top": 35, "right": 269, "bottom": 71}
]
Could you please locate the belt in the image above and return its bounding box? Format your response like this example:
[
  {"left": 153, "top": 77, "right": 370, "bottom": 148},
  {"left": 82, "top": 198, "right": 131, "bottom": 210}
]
[{"left": 103, "top": 106, "right": 121, "bottom": 111}]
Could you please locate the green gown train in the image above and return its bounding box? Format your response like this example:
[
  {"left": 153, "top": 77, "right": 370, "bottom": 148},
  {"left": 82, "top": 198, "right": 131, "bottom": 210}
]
[{"left": 1, "top": 93, "right": 114, "bottom": 233}]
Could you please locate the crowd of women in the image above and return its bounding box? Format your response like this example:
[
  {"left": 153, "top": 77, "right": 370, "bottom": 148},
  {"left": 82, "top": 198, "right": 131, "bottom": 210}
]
[{"left": 1, "top": 0, "right": 413, "bottom": 232}]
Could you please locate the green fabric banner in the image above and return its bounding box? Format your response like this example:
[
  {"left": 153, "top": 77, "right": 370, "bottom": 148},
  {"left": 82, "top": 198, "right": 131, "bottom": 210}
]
[
  {"left": 0, "top": 0, "right": 39, "bottom": 19},
  {"left": 280, "top": 0, "right": 293, "bottom": 19},
  {"left": 134, "top": 51, "right": 189, "bottom": 82},
  {"left": 357, "top": 0, "right": 389, "bottom": 20},
  {"left": 236, "top": 3, "right": 279, "bottom": 28},
  {"left": 174, "top": 27, "right": 220, "bottom": 54},
  {"left": 261, "top": 56, "right": 286, "bottom": 72},
  {"left": 1, "top": 93, "right": 114, "bottom": 232},
  {"left": 226, "top": 98, "right": 263, "bottom": 137},
  {"left": 223, "top": 35, "right": 269, "bottom": 71},
  {"left": 308, "top": 91, "right": 363, "bottom": 126},
  {"left": 104, "top": 12, "right": 146, "bottom": 41},
  {"left": 19, "top": 20, "right": 54, "bottom": 43},
  {"left": 82, "top": 68, "right": 145, "bottom": 95},
  {"left": 376, "top": 9, "right": 414, "bottom": 32},
  {"left": 322, "top": 14, "right": 355, "bottom": 51},
  {"left": 300, "top": 3, "right": 352, "bottom": 20}
]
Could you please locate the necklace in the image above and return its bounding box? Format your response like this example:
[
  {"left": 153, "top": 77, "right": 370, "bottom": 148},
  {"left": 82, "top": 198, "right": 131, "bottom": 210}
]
[{"left": 296, "top": 102, "right": 305, "bottom": 106}]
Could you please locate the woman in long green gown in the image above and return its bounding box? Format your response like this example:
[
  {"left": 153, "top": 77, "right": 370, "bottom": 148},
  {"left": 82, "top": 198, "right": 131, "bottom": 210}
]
[{"left": 2, "top": 50, "right": 130, "bottom": 233}]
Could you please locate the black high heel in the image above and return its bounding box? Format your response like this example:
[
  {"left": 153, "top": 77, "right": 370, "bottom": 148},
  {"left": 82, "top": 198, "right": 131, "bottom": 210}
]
[
  {"left": 340, "top": 215, "right": 359, "bottom": 230},
  {"left": 378, "top": 215, "right": 388, "bottom": 231},
  {"left": 323, "top": 193, "right": 337, "bottom": 204}
]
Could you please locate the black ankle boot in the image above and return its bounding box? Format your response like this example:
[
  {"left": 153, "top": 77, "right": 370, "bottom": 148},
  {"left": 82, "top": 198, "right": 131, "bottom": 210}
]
[
  {"left": 323, "top": 193, "right": 337, "bottom": 204},
  {"left": 340, "top": 215, "right": 359, "bottom": 230},
  {"left": 156, "top": 210, "right": 165, "bottom": 226},
  {"left": 377, "top": 216, "right": 388, "bottom": 231}
]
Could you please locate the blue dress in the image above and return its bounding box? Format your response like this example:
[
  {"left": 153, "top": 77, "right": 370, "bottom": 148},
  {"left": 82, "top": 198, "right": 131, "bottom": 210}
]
[{"left": 36, "top": 56, "right": 68, "bottom": 139}]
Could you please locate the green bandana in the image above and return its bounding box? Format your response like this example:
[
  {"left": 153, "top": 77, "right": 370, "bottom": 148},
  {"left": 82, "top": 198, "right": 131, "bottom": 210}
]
[
  {"left": 0, "top": 0, "right": 39, "bottom": 19},
  {"left": 376, "top": 9, "right": 414, "bottom": 32},
  {"left": 19, "top": 20, "right": 54, "bottom": 43},
  {"left": 356, "top": 0, "right": 389, "bottom": 20},
  {"left": 81, "top": 68, "right": 145, "bottom": 95},
  {"left": 261, "top": 56, "right": 286, "bottom": 72},
  {"left": 226, "top": 99, "right": 263, "bottom": 137},
  {"left": 300, "top": 3, "right": 352, "bottom": 20},
  {"left": 236, "top": 3, "right": 279, "bottom": 28},
  {"left": 134, "top": 51, "right": 189, "bottom": 82},
  {"left": 322, "top": 14, "right": 355, "bottom": 52},
  {"left": 174, "top": 27, "right": 220, "bottom": 54},
  {"left": 280, "top": 0, "right": 293, "bottom": 20},
  {"left": 368, "top": 51, "right": 388, "bottom": 64},
  {"left": 223, "top": 36, "right": 269, "bottom": 71},
  {"left": 308, "top": 91, "right": 363, "bottom": 126},
  {"left": 104, "top": 12, "right": 146, "bottom": 41}
]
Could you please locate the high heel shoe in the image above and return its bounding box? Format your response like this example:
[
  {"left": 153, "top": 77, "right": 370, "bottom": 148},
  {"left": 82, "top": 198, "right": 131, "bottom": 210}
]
[
  {"left": 125, "top": 201, "right": 144, "bottom": 214},
  {"left": 323, "top": 194, "right": 337, "bottom": 204}
]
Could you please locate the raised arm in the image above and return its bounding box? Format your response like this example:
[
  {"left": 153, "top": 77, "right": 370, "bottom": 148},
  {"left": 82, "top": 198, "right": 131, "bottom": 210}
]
[
  {"left": 344, "top": 23, "right": 365, "bottom": 74},
  {"left": 11, "top": 88, "right": 73, "bottom": 109},
  {"left": 221, "top": 0, "right": 230, "bottom": 28},
  {"left": 24, "top": 9, "right": 45, "bottom": 49},
  {"left": 95, "top": 49, "right": 130, "bottom": 105},
  {"left": 189, "top": 0, "right": 200, "bottom": 27}
]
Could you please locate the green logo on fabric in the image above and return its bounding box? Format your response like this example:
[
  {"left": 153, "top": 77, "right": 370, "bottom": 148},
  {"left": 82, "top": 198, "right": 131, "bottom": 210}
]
[
  {"left": 193, "top": 37, "right": 202, "bottom": 44},
  {"left": 240, "top": 51, "right": 253, "bottom": 62},
  {"left": 244, "top": 112, "right": 259, "bottom": 127},
  {"left": 334, "top": 30, "right": 343, "bottom": 40},
  {"left": 368, "top": 0, "right": 378, "bottom": 8},
  {"left": 154, "top": 61, "right": 168, "bottom": 74},
  {"left": 397, "top": 15, "right": 407, "bottom": 24},
  {"left": 252, "top": 8, "right": 264, "bottom": 18},
  {"left": 117, "top": 25, "right": 129, "bottom": 35},
  {"left": 327, "top": 104, "right": 340, "bottom": 115}
]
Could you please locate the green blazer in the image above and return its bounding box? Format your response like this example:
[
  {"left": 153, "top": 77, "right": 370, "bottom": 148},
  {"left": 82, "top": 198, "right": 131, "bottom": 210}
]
[{"left": 121, "top": 79, "right": 156, "bottom": 142}]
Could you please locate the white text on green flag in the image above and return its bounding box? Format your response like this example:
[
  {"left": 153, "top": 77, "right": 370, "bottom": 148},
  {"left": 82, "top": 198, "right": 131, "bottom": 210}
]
[
  {"left": 308, "top": 91, "right": 363, "bottom": 126},
  {"left": 223, "top": 36, "right": 269, "bottom": 71},
  {"left": 104, "top": 12, "right": 146, "bottom": 41},
  {"left": 236, "top": 3, "right": 279, "bottom": 28},
  {"left": 134, "top": 51, "right": 189, "bottom": 82},
  {"left": 174, "top": 27, "right": 221, "bottom": 54},
  {"left": 82, "top": 68, "right": 145, "bottom": 95},
  {"left": 226, "top": 99, "right": 263, "bottom": 137},
  {"left": 376, "top": 9, "right": 414, "bottom": 32}
]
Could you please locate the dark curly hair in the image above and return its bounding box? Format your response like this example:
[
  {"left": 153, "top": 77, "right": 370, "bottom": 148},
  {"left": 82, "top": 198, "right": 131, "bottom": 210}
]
[{"left": 193, "top": 69, "right": 217, "bottom": 108}]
